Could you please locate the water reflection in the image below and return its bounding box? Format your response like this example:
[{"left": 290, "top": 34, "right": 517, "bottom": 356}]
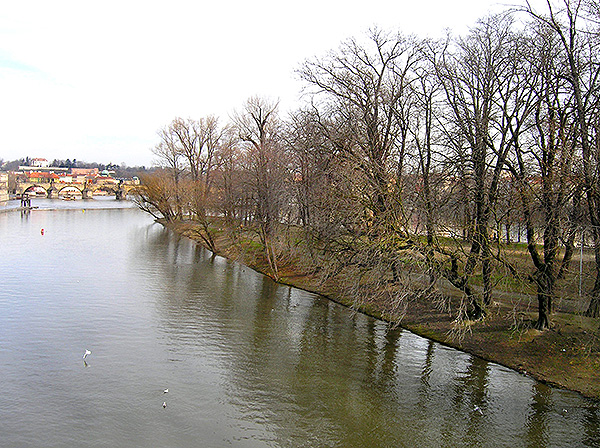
[
  {"left": 584, "top": 405, "right": 600, "bottom": 447},
  {"left": 1, "top": 208, "right": 596, "bottom": 448},
  {"left": 526, "top": 383, "right": 552, "bottom": 448},
  {"left": 451, "top": 356, "right": 489, "bottom": 447},
  {"left": 137, "top": 224, "right": 599, "bottom": 447}
]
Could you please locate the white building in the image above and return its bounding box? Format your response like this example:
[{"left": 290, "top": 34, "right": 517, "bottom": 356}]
[{"left": 31, "top": 158, "right": 50, "bottom": 168}]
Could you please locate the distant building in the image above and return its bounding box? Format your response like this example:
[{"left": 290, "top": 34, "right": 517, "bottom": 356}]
[
  {"left": 31, "top": 158, "right": 49, "bottom": 168},
  {"left": 71, "top": 168, "right": 99, "bottom": 176},
  {"left": 26, "top": 172, "right": 60, "bottom": 183},
  {"left": 72, "top": 174, "right": 88, "bottom": 184},
  {"left": 0, "top": 172, "right": 8, "bottom": 202}
]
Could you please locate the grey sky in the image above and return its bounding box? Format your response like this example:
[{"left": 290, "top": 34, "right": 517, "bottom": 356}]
[{"left": 0, "top": 0, "right": 514, "bottom": 166}]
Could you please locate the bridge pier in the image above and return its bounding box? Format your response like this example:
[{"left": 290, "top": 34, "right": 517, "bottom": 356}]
[
  {"left": 82, "top": 189, "right": 92, "bottom": 199},
  {"left": 47, "top": 187, "right": 59, "bottom": 199}
]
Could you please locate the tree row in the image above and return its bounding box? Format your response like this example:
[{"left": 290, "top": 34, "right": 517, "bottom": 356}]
[{"left": 136, "top": 1, "right": 600, "bottom": 329}]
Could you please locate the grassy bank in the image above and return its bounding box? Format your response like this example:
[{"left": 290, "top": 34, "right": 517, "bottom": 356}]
[{"left": 165, "top": 219, "right": 600, "bottom": 400}]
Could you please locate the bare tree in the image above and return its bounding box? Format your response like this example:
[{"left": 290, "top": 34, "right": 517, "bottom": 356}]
[
  {"left": 213, "top": 127, "right": 246, "bottom": 226},
  {"left": 170, "top": 117, "right": 219, "bottom": 182},
  {"left": 432, "top": 15, "right": 518, "bottom": 319},
  {"left": 152, "top": 129, "right": 185, "bottom": 219},
  {"left": 133, "top": 169, "right": 180, "bottom": 222},
  {"left": 232, "top": 96, "right": 288, "bottom": 279},
  {"left": 404, "top": 44, "right": 449, "bottom": 287},
  {"left": 284, "top": 107, "right": 334, "bottom": 229},
  {"left": 499, "top": 17, "right": 578, "bottom": 329},
  {"left": 298, "top": 29, "right": 421, "bottom": 283},
  {"left": 522, "top": 0, "right": 600, "bottom": 317}
]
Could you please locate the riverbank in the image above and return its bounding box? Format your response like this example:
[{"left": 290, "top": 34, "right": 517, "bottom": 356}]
[{"left": 166, "top": 219, "right": 600, "bottom": 400}]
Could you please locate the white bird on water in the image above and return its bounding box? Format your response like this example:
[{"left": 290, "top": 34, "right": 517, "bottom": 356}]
[
  {"left": 83, "top": 349, "right": 91, "bottom": 359},
  {"left": 162, "top": 402, "right": 167, "bottom": 408},
  {"left": 163, "top": 389, "right": 169, "bottom": 394}
]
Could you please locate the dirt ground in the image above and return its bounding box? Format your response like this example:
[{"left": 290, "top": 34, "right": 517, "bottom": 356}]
[{"left": 168, "top": 220, "right": 600, "bottom": 401}]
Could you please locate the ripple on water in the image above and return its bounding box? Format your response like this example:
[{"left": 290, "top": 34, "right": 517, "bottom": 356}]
[{"left": 0, "top": 207, "right": 598, "bottom": 448}]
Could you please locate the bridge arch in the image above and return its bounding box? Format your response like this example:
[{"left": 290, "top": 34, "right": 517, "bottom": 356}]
[
  {"left": 56, "top": 185, "right": 84, "bottom": 197},
  {"left": 86, "top": 182, "right": 135, "bottom": 200},
  {"left": 89, "top": 184, "right": 119, "bottom": 195},
  {"left": 22, "top": 184, "right": 49, "bottom": 197}
]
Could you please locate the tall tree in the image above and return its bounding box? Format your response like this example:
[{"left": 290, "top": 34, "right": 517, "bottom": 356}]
[
  {"left": 232, "top": 96, "right": 287, "bottom": 279},
  {"left": 522, "top": 0, "right": 600, "bottom": 317},
  {"left": 299, "top": 29, "right": 419, "bottom": 223},
  {"left": 433, "top": 15, "right": 517, "bottom": 318},
  {"left": 406, "top": 45, "right": 447, "bottom": 286},
  {"left": 298, "top": 29, "right": 420, "bottom": 284},
  {"left": 170, "top": 116, "right": 224, "bottom": 252},
  {"left": 213, "top": 127, "right": 246, "bottom": 226},
  {"left": 152, "top": 127, "right": 185, "bottom": 219},
  {"left": 285, "top": 107, "right": 336, "bottom": 230},
  {"left": 499, "top": 17, "right": 579, "bottom": 329}
]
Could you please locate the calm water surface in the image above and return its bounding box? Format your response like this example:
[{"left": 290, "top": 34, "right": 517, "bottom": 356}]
[{"left": 0, "top": 199, "right": 598, "bottom": 447}]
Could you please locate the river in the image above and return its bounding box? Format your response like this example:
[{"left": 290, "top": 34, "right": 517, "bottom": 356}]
[{"left": 0, "top": 199, "right": 598, "bottom": 447}]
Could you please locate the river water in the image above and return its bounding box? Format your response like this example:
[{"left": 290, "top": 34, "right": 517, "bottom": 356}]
[{"left": 0, "top": 199, "right": 598, "bottom": 448}]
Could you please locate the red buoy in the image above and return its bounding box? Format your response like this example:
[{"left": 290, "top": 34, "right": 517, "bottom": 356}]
[{"left": 41, "top": 229, "right": 44, "bottom": 235}]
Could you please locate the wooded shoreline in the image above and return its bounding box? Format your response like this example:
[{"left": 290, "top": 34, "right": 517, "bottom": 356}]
[
  {"left": 165, "top": 219, "right": 600, "bottom": 401},
  {"left": 133, "top": 1, "right": 600, "bottom": 402}
]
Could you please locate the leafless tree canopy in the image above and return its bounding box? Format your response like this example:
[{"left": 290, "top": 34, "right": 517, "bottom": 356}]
[{"left": 135, "top": 1, "right": 600, "bottom": 328}]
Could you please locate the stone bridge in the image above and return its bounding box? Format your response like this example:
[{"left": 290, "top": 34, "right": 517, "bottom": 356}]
[{"left": 16, "top": 179, "right": 138, "bottom": 200}]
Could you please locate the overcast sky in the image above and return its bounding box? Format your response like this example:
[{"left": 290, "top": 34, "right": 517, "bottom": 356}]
[{"left": 0, "top": 0, "right": 521, "bottom": 167}]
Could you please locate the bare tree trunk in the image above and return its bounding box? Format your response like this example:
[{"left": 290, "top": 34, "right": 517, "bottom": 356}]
[
  {"left": 585, "top": 229, "right": 600, "bottom": 317},
  {"left": 533, "top": 269, "right": 553, "bottom": 330}
]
